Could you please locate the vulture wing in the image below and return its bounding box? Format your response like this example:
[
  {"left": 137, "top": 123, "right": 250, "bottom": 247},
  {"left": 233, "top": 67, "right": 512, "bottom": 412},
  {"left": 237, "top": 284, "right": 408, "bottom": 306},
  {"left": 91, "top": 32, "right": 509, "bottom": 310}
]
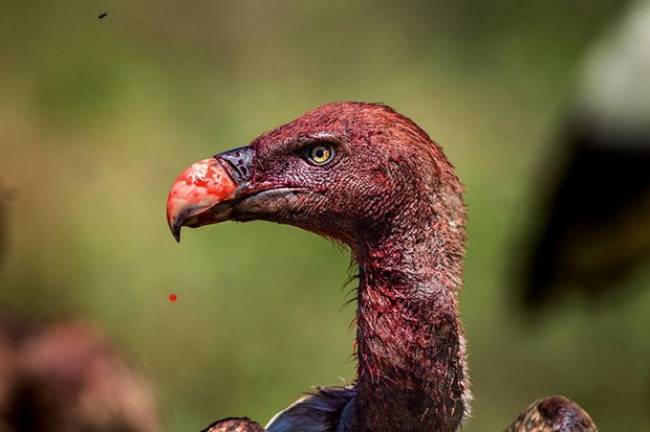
[{"left": 265, "top": 386, "right": 356, "bottom": 432}]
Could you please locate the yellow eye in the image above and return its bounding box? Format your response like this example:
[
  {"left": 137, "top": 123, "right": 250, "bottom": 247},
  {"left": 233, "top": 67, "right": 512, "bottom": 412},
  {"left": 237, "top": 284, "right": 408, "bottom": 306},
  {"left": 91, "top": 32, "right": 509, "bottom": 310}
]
[{"left": 306, "top": 144, "right": 335, "bottom": 165}]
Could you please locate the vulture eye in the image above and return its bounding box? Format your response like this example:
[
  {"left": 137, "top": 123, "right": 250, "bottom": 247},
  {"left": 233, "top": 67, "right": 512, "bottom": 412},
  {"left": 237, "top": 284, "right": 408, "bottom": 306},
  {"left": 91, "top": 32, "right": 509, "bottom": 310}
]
[{"left": 306, "top": 143, "right": 335, "bottom": 165}]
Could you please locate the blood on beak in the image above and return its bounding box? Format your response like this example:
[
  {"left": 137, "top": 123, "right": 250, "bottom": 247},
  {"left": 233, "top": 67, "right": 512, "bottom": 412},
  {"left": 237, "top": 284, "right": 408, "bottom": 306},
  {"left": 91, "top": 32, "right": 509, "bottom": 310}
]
[{"left": 166, "top": 158, "right": 237, "bottom": 242}]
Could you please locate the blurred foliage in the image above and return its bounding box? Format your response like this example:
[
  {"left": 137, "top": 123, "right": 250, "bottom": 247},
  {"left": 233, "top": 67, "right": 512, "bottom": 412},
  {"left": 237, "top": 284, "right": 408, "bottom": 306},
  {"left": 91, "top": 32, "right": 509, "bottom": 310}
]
[{"left": 0, "top": 0, "right": 648, "bottom": 430}]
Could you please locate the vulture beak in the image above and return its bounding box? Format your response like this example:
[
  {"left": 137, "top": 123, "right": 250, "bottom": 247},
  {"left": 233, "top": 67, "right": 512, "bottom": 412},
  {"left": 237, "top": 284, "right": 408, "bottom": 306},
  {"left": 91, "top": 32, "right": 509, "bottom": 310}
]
[{"left": 166, "top": 146, "right": 255, "bottom": 242}]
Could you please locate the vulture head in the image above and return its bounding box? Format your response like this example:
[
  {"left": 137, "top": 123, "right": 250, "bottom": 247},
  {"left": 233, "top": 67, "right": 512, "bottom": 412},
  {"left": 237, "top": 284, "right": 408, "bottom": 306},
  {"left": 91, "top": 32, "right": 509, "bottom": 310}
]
[{"left": 167, "top": 102, "right": 464, "bottom": 259}]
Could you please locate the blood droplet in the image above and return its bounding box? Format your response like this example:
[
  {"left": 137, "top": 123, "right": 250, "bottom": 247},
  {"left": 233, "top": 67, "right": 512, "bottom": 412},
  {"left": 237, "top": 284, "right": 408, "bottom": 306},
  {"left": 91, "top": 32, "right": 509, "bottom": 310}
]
[{"left": 168, "top": 293, "right": 178, "bottom": 302}]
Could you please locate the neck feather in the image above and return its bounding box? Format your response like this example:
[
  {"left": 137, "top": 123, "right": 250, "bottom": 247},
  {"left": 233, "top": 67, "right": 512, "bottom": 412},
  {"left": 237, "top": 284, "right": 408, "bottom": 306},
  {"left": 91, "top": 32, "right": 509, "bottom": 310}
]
[{"left": 352, "top": 184, "right": 470, "bottom": 432}]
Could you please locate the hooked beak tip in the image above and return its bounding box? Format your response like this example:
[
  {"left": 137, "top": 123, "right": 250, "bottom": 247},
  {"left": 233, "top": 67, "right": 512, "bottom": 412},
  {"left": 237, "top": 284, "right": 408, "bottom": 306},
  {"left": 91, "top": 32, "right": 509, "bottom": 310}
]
[
  {"left": 167, "top": 213, "right": 182, "bottom": 242},
  {"left": 171, "top": 224, "right": 181, "bottom": 243}
]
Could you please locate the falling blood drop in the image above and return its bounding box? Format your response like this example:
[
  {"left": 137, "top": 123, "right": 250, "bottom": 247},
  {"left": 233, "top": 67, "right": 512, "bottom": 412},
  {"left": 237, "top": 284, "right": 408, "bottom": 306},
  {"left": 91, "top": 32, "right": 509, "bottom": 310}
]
[{"left": 168, "top": 293, "right": 178, "bottom": 302}]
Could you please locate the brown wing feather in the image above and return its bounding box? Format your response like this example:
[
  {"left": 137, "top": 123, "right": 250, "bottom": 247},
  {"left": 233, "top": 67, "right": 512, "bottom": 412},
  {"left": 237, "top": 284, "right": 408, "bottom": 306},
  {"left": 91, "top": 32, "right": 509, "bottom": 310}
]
[
  {"left": 506, "top": 396, "right": 597, "bottom": 432},
  {"left": 202, "top": 417, "right": 265, "bottom": 432}
]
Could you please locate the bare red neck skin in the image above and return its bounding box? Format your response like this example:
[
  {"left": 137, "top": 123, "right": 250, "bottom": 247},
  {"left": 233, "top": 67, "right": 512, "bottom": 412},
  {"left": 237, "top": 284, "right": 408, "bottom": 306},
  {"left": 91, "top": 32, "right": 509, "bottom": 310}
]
[{"left": 351, "top": 173, "right": 469, "bottom": 432}]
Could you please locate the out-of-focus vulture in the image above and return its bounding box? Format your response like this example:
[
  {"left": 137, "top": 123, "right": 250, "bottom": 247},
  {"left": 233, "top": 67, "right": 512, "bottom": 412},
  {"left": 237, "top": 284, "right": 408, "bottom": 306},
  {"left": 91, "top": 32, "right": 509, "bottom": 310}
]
[
  {"left": 0, "top": 316, "right": 159, "bottom": 432},
  {"left": 519, "top": 0, "right": 650, "bottom": 307}
]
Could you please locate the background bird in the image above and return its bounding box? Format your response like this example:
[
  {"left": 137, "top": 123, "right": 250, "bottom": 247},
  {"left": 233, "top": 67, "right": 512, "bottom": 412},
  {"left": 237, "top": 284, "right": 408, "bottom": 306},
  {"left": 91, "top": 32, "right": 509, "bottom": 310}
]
[
  {"left": 0, "top": 315, "right": 159, "bottom": 432},
  {"left": 0, "top": 186, "right": 158, "bottom": 431},
  {"left": 516, "top": 0, "right": 650, "bottom": 308},
  {"left": 167, "top": 102, "right": 597, "bottom": 431}
]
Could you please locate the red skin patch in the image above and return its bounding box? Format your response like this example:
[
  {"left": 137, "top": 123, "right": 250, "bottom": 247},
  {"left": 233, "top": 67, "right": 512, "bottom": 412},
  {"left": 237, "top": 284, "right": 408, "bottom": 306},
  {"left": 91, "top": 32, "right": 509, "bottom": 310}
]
[{"left": 166, "top": 158, "right": 237, "bottom": 230}]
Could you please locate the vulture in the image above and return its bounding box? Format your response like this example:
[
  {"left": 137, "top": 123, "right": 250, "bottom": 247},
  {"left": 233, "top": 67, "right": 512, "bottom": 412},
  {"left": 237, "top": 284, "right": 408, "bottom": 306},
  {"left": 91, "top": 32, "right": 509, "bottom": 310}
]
[
  {"left": 518, "top": 0, "right": 650, "bottom": 307},
  {"left": 167, "top": 102, "right": 597, "bottom": 431},
  {"left": 0, "top": 316, "right": 159, "bottom": 432}
]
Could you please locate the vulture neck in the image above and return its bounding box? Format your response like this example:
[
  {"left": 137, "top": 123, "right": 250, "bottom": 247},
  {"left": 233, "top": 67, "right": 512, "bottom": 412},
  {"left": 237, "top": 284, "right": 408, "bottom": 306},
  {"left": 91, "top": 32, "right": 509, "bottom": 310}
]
[{"left": 352, "top": 189, "right": 468, "bottom": 432}]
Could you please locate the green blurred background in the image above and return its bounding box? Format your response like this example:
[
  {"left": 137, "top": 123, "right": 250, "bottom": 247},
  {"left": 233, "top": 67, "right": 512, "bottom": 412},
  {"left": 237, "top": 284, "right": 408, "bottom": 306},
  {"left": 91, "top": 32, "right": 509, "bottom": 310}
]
[{"left": 1, "top": 0, "right": 648, "bottom": 430}]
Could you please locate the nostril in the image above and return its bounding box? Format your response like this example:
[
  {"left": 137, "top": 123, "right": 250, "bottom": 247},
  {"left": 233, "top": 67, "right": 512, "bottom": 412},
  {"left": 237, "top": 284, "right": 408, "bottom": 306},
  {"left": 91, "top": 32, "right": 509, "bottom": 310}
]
[
  {"left": 221, "top": 159, "right": 245, "bottom": 182},
  {"left": 215, "top": 146, "right": 255, "bottom": 183}
]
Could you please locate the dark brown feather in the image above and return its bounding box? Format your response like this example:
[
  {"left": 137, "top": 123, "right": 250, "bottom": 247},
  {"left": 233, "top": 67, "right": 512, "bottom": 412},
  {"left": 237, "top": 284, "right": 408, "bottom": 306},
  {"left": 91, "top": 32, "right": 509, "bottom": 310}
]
[
  {"left": 202, "top": 417, "right": 265, "bottom": 432},
  {"left": 506, "top": 396, "right": 597, "bottom": 432}
]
